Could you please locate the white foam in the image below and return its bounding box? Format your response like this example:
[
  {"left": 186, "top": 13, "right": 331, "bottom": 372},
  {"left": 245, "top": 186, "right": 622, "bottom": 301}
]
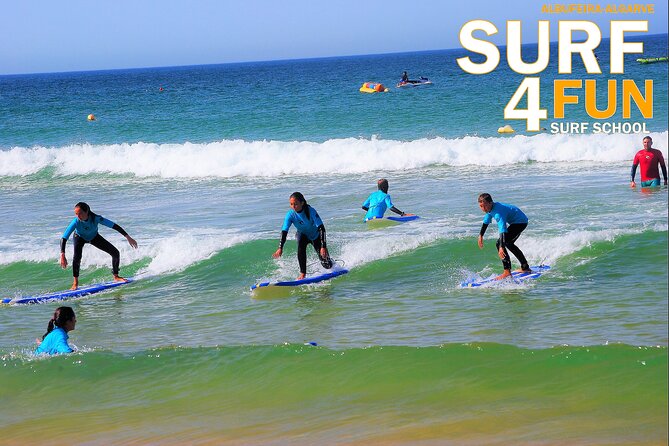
[
  {"left": 0, "top": 229, "right": 253, "bottom": 276},
  {"left": 2, "top": 132, "right": 666, "bottom": 178},
  {"left": 517, "top": 224, "right": 668, "bottom": 266},
  {"left": 139, "top": 229, "right": 253, "bottom": 276},
  {"left": 338, "top": 229, "right": 442, "bottom": 269},
  {"left": 0, "top": 240, "right": 57, "bottom": 265}
]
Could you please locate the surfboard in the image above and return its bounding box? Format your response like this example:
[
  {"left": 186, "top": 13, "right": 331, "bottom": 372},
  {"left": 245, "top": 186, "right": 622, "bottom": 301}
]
[
  {"left": 2, "top": 278, "right": 134, "bottom": 305},
  {"left": 460, "top": 265, "right": 550, "bottom": 288},
  {"left": 365, "top": 215, "right": 420, "bottom": 228},
  {"left": 251, "top": 268, "right": 349, "bottom": 292}
]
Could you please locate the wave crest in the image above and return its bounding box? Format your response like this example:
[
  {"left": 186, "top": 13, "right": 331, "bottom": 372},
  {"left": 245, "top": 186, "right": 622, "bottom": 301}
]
[{"left": 2, "top": 132, "right": 667, "bottom": 178}]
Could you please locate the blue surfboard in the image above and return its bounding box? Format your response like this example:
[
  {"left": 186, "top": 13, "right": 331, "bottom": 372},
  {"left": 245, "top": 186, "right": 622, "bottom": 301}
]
[
  {"left": 2, "top": 278, "right": 134, "bottom": 305},
  {"left": 460, "top": 265, "right": 550, "bottom": 288},
  {"left": 365, "top": 215, "right": 420, "bottom": 228},
  {"left": 251, "top": 269, "right": 349, "bottom": 292}
]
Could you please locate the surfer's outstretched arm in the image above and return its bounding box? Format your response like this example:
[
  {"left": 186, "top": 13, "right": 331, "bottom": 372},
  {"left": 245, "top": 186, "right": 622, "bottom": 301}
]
[
  {"left": 477, "top": 223, "right": 489, "bottom": 248},
  {"left": 317, "top": 224, "right": 329, "bottom": 259},
  {"left": 390, "top": 206, "right": 406, "bottom": 216},
  {"left": 112, "top": 223, "right": 138, "bottom": 248},
  {"left": 273, "top": 230, "right": 288, "bottom": 258}
]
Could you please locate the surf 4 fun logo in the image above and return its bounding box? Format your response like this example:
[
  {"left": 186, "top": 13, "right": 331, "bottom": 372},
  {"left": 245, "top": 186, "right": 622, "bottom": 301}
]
[{"left": 457, "top": 19, "right": 653, "bottom": 133}]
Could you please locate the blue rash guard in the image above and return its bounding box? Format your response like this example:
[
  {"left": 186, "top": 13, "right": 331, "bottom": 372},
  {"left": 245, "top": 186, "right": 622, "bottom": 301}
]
[
  {"left": 362, "top": 190, "right": 394, "bottom": 220},
  {"left": 62, "top": 214, "right": 115, "bottom": 242},
  {"left": 482, "top": 202, "right": 528, "bottom": 234},
  {"left": 282, "top": 205, "right": 324, "bottom": 241},
  {"left": 35, "top": 327, "right": 73, "bottom": 355}
]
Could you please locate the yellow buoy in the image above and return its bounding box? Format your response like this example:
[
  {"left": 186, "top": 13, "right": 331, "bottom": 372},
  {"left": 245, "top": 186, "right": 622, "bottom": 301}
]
[
  {"left": 497, "top": 124, "right": 514, "bottom": 134},
  {"left": 87, "top": 114, "right": 96, "bottom": 121}
]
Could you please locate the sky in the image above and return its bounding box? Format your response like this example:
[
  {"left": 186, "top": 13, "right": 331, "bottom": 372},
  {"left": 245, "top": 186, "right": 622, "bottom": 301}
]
[{"left": 1, "top": 0, "right": 667, "bottom": 75}]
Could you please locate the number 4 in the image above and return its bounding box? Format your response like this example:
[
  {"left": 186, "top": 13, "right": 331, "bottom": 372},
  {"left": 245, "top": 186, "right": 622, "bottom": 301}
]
[{"left": 504, "top": 77, "right": 547, "bottom": 131}]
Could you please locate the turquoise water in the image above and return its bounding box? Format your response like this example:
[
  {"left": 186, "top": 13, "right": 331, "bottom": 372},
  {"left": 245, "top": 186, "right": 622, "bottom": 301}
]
[
  {"left": 1, "top": 34, "right": 667, "bottom": 444},
  {"left": 1, "top": 34, "right": 667, "bottom": 146}
]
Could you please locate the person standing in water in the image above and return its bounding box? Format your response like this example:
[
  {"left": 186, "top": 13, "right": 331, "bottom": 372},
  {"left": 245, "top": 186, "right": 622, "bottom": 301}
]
[
  {"left": 60, "top": 202, "right": 138, "bottom": 290},
  {"left": 273, "top": 192, "right": 333, "bottom": 280},
  {"left": 362, "top": 179, "right": 412, "bottom": 221},
  {"left": 630, "top": 136, "right": 667, "bottom": 188},
  {"left": 35, "top": 306, "right": 76, "bottom": 355},
  {"left": 477, "top": 193, "right": 531, "bottom": 280}
]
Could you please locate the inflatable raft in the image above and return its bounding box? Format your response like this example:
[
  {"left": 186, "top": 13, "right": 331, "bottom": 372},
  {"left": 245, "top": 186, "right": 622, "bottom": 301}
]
[{"left": 360, "top": 82, "right": 389, "bottom": 93}]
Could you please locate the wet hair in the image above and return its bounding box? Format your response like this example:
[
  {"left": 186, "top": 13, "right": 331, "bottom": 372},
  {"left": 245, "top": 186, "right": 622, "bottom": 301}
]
[
  {"left": 377, "top": 179, "right": 389, "bottom": 194},
  {"left": 42, "top": 306, "right": 76, "bottom": 340},
  {"left": 643, "top": 136, "right": 652, "bottom": 143},
  {"left": 74, "top": 202, "right": 90, "bottom": 213},
  {"left": 478, "top": 193, "right": 493, "bottom": 204},
  {"left": 290, "top": 192, "right": 310, "bottom": 220}
]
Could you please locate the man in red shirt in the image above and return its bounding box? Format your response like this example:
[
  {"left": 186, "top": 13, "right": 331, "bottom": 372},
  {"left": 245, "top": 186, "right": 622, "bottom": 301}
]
[{"left": 631, "top": 136, "right": 667, "bottom": 188}]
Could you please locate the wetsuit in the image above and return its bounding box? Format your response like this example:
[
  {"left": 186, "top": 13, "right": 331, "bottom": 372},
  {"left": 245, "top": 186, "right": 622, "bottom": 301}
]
[
  {"left": 480, "top": 202, "right": 530, "bottom": 271},
  {"left": 35, "top": 327, "right": 73, "bottom": 355},
  {"left": 279, "top": 205, "right": 333, "bottom": 274},
  {"left": 61, "top": 212, "right": 128, "bottom": 277},
  {"left": 631, "top": 148, "right": 667, "bottom": 187},
  {"left": 362, "top": 190, "right": 405, "bottom": 221}
]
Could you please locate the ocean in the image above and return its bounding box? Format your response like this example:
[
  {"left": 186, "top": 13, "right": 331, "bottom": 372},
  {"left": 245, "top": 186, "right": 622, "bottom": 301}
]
[{"left": 1, "top": 35, "right": 667, "bottom": 444}]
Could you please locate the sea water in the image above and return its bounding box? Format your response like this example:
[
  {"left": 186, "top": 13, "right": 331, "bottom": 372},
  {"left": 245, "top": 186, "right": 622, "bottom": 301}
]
[{"left": 1, "top": 35, "right": 667, "bottom": 444}]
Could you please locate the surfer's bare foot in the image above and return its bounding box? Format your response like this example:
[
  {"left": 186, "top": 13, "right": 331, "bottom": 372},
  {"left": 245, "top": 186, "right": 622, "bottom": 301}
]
[
  {"left": 515, "top": 268, "right": 532, "bottom": 273},
  {"left": 495, "top": 270, "right": 512, "bottom": 280},
  {"left": 296, "top": 273, "right": 306, "bottom": 280},
  {"left": 113, "top": 275, "right": 128, "bottom": 283},
  {"left": 70, "top": 279, "right": 79, "bottom": 290}
]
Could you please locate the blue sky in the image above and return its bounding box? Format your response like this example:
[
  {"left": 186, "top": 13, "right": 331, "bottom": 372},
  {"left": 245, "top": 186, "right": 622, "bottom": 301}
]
[{"left": 1, "top": 0, "right": 666, "bottom": 75}]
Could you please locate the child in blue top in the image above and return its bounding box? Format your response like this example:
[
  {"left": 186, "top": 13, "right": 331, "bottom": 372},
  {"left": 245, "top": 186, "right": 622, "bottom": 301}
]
[
  {"left": 477, "top": 193, "right": 531, "bottom": 279},
  {"left": 362, "top": 179, "right": 412, "bottom": 221},
  {"left": 60, "top": 202, "right": 138, "bottom": 290},
  {"left": 273, "top": 192, "right": 333, "bottom": 280},
  {"left": 35, "top": 306, "right": 76, "bottom": 355}
]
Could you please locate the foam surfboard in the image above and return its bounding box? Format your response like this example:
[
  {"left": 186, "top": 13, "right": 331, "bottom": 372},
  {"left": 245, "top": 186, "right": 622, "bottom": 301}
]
[
  {"left": 2, "top": 278, "right": 134, "bottom": 305},
  {"left": 251, "top": 268, "right": 349, "bottom": 292},
  {"left": 365, "top": 215, "right": 420, "bottom": 228},
  {"left": 460, "top": 265, "right": 550, "bottom": 288}
]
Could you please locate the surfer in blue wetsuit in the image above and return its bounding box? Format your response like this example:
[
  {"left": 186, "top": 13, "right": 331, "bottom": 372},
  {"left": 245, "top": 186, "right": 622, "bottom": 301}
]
[
  {"left": 362, "top": 179, "right": 413, "bottom": 221},
  {"left": 477, "top": 193, "right": 531, "bottom": 280},
  {"left": 35, "top": 306, "right": 76, "bottom": 355},
  {"left": 60, "top": 202, "right": 138, "bottom": 290},
  {"left": 273, "top": 192, "right": 334, "bottom": 280}
]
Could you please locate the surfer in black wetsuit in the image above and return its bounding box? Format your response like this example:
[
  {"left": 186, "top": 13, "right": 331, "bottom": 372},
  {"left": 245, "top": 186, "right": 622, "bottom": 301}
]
[
  {"left": 60, "top": 202, "right": 138, "bottom": 290},
  {"left": 477, "top": 193, "right": 530, "bottom": 280},
  {"left": 401, "top": 71, "right": 409, "bottom": 83},
  {"left": 273, "top": 192, "right": 333, "bottom": 280}
]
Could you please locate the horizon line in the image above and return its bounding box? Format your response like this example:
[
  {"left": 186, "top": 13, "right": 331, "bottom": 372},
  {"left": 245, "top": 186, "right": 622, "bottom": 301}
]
[{"left": 2, "top": 32, "right": 666, "bottom": 77}]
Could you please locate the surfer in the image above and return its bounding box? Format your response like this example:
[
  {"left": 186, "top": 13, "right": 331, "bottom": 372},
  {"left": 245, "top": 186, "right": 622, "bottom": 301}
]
[
  {"left": 362, "top": 179, "right": 413, "bottom": 221},
  {"left": 273, "top": 192, "right": 334, "bottom": 280},
  {"left": 35, "top": 306, "right": 76, "bottom": 355},
  {"left": 630, "top": 136, "right": 667, "bottom": 188},
  {"left": 401, "top": 71, "right": 409, "bottom": 83},
  {"left": 60, "top": 202, "right": 138, "bottom": 290},
  {"left": 477, "top": 193, "right": 531, "bottom": 280}
]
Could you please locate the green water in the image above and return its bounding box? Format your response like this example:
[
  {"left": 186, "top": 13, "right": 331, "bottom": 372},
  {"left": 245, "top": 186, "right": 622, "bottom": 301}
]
[{"left": 1, "top": 344, "right": 666, "bottom": 444}]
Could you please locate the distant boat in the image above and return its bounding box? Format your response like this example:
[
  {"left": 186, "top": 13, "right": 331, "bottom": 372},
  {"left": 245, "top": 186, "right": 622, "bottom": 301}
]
[
  {"left": 397, "top": 77, "right": 432, "bottom": 88},
  {"left": 636, "top": 56, "right": 668, "bottom": 64}
]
